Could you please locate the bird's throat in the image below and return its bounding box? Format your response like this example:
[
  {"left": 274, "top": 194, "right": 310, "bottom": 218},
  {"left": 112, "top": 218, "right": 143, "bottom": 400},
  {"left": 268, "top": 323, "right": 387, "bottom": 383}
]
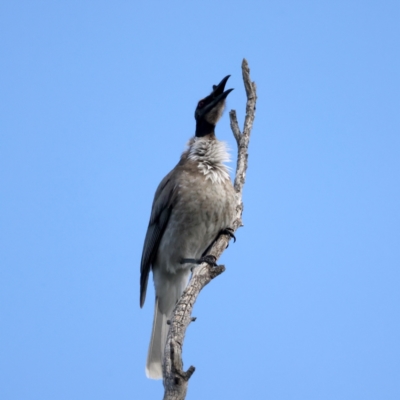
[{"left": 195, "top": 119, "right": 215, "bottom": 137}]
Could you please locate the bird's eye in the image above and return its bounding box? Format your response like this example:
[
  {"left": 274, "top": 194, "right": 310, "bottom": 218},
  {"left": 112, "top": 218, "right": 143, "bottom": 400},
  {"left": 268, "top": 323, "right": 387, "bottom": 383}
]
[{"left": 198, "top": 101, "right": 205, "bottom": 108}]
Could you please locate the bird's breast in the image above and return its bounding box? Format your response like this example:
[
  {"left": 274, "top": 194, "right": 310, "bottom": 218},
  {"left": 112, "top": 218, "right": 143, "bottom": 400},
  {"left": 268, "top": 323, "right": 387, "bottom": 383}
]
[{"left": 155, "top": 170, "right": 235, "bottom": 274}]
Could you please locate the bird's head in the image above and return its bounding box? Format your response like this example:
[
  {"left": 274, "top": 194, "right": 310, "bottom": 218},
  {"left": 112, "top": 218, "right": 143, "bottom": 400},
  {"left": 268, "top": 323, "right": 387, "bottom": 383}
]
[{"left": 194, "top": 75, "right": 233, "bottom": 137}]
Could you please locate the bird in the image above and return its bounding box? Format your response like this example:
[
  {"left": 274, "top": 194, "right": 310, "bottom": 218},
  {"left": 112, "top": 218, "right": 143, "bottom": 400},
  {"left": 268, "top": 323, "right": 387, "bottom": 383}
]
[{"left": 140, "top": 75, "right": 236, "bottom": 379}]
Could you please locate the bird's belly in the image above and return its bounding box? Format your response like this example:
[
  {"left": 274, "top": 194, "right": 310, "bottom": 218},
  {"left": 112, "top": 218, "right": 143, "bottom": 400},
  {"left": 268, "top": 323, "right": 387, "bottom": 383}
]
[{"left": 155, "top": 178, "right": 235, "bottom": 274}]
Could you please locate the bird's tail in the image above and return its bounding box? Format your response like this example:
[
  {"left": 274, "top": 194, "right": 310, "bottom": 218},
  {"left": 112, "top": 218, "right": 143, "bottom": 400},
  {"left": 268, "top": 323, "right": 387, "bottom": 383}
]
[{"left": 146, "top": 297, "right": 169, "bottom": 379}]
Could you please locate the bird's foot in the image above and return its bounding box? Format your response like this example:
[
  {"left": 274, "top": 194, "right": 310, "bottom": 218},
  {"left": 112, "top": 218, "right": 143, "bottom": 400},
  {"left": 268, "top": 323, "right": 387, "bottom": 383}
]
[
  {"left": 221, "top": 227, "right": 236, "bottom": 243},
  {"left": 219, "top": 227, "right": 236, "bottom": 249},
  {"left": 180, "top": 255, "right": 218, "bottom": 267},
  {"left": 198, "top": 255, "right": 218, "bottom": 267}
]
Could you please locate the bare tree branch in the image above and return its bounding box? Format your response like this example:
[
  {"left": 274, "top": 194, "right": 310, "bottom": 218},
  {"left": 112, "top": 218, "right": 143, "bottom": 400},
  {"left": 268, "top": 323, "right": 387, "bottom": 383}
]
[{"left": 162, "top": 59, "right": 257, "bottom": 400}]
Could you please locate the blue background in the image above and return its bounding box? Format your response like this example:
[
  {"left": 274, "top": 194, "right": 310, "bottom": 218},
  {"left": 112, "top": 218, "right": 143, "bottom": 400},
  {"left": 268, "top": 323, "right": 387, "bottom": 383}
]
[{"left": 1, "top": 1, "right": 399, "bottom": 399}]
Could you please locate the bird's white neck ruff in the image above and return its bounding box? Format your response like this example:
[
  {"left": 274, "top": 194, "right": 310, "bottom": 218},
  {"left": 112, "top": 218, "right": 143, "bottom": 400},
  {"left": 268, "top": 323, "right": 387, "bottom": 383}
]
[{"left": 187, "top": 137, "right": 231, "bottom": 184}]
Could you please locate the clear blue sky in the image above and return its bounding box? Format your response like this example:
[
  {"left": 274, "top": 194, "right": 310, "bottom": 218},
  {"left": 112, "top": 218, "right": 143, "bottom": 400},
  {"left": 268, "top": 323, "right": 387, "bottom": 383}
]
[{"left": 1, "top": 1, "right": 399, "bottom": 399}]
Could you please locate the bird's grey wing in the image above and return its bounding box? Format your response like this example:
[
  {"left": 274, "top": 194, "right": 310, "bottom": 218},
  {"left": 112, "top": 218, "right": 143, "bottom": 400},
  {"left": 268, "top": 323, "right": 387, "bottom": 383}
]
[{"left": 140, "top": 171, "right": 178, "bottom": 307}]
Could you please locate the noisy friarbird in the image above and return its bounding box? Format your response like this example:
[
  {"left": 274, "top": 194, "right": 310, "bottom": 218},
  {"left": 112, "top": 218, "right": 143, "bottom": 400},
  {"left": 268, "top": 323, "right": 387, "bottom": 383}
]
[{"left": 140, "top": 75, "right": 236, "bottom": 379}]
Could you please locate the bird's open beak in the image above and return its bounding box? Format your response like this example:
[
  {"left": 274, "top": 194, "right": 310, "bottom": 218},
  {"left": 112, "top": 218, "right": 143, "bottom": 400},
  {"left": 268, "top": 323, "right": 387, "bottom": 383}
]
[
  {"left": 195, "top": 75, "right": 234, "bottom": 120},
  {"left": 211, "top": 75, "right": 234, "bottom": 104}
]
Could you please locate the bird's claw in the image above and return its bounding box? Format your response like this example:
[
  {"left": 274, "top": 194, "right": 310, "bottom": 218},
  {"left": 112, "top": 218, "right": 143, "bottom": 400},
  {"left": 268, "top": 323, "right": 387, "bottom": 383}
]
[
  {"left": 198, "top": 255, "right": 218, "bottom": 267},
  {"left": 221, "top": 227, "right": 236, "bottom": 243},
  {"left": 180, "top": 255, "right": 218, "bottom": 267}
]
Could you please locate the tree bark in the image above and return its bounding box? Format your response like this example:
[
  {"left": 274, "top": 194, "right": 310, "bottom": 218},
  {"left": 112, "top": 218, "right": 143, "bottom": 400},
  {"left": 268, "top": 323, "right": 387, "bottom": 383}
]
[{"left": 162, "top": 59, "right": 257, "bottom": 400}]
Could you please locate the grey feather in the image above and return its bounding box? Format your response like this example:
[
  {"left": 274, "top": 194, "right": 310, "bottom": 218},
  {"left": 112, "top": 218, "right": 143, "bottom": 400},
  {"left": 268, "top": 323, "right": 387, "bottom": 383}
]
[{"left": 140, "top": 172, "right": 178, "bottom": 308}]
